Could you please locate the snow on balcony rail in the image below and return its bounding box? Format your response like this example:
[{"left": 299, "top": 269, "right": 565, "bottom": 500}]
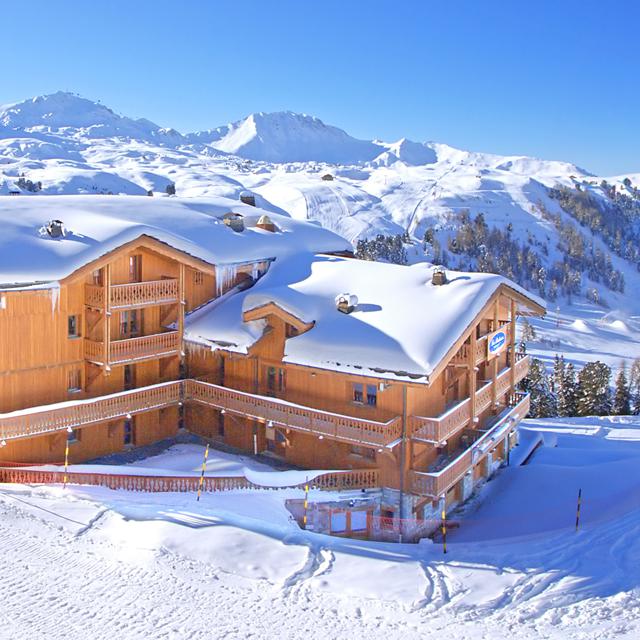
[
  {"left": 85, "top": 279, "right": 179, "bottom": 310},
  {"left": 0, "top": 380, "right": 402, "bottom": 447},
  {"left": 0, "top": 467, "right": 380, "bottom": 492},
  {"left": 410, "top": 354, "right": 529, "bottom": 444},
  {"left": 186, "top": 380, "right": 403, "bottom": 447},
  {"left": 409, "top": 392, "right": 531, "bottom": 498}
]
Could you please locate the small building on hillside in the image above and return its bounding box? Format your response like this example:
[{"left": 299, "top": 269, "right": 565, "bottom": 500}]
[{"left": 321, "top": 174, "right": 334, "bottom": 181}]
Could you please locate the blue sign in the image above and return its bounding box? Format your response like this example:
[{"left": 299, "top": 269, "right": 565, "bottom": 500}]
[{"left": 488, "top": 330, "right": 507, "bottom": 354}]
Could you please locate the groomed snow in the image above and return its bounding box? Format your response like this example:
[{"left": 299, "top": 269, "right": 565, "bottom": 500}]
[
  {"left": 185, "top": 253, "right": 544, "bottom": 381},
  {"left": 0, "top": 195, "right": 351, "bottom": 286},
  {"left": 0, "top": 417, "right": 639, "bottom": 639}
]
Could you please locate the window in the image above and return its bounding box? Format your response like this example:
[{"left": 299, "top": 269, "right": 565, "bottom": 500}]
[
  {"left": 67, "top": 429, "right": 81, "bottom": 444},
  {"left": 92, "top": 269, "right": 103, "bottom": 286},
  {"left": 351, "top": 511, "right": 368, "bottom": 532},
  {"left": 68, "top": 369, "right": 82, "bottom": 392},
  {"left": 266, "top": 366, "right": 286, "bottom": 395},
  {"left": 366, "top": 384, "right": 377, "bottom": 407},
  {"left": 123, "top": 364, "right": 135, "bottom": 391},
  {"left": 67, "top": 315, "right": 80, "bottom": 338},
  {"left": 123, "top": 419, "right": 135, "bottom": 446},
  {"left": 129, "top": 254, "right": 142, "bottom": 283},
  {"left": 120, "top": 310, "right": 142, "bottom": 338},
  {"left": 193, "top": 271, "right": 204, "bottom": 286},
  {"left": 353, "top": 383, "right": 364, "bottom": 403},
  {"left": 330, "top": 511, "right": 347, "bottom": 533},
  {"left": 286, "top": 324, "right": 299, "bottom": 338}
]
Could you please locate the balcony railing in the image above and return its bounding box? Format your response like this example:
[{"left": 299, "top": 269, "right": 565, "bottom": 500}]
[
  {"left": 84, "top": 331, "right": 181, "bottom": 366},
  {"left": 0, "top": 380, "right": 402, "bottom": 448},
  {"left": 411, "top": 354, "right": 529, "bottom": 443},
  {"left": 85, "top": 279, "right": 179, "bottom": 310},
  {"left": 0, "top": 381, "right": 182, "bottom": 441},
  {"left": 186, "top": 380, "right": 403, "bottom": 447},
  {"left": 409, "top": 391, "right": 531, "bottom": 498},
  {"left": 450, "top": 323, "right": 512, "bottom": 366}
]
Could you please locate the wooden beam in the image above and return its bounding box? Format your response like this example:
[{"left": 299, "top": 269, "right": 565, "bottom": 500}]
[
  {"left": 469, "top": 327, "right": 477, "bottom": 428},
  {"left": 103, "top": 264, "right": 111, "bottom": 375},
  {"left": 178, "top": 263, "right": 185, "bottom": 349},
  {"left": 509, "top": 299, "right": 517, "bottom": 393},
  {"left": 490, "top": 299, "right": 499, "bottom": 409}
]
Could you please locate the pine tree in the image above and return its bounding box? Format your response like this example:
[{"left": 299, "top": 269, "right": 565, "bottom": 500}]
[
  {"left": 629, "top": 358, "right": 640, "bottom": 415},
  {"left": 552, "top": 354, "right": 565, "bottom": 395},
  {"left": 521, "top": 358, "right": 556, "bottom": 418},
  {"left": 577, "top": 361, "right": 612, "bottom": 416},
  {"left": 557, "top": 362, "right": 578, "bottom": 417},
  {"left": 613, "top": 364, "right": 631, "bottom": 415},
  {"left": 521, "top": 319, "right": 537, "bottom": 342}
]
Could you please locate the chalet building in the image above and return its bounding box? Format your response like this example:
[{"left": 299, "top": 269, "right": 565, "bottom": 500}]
[{"left": 0, "top": 196, "right": 544, "bottom": 541}]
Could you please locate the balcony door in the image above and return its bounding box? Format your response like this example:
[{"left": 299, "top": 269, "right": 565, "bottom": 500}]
[
  {"left": 129, "top": 254, "right": 142, "bottom": 283},
  {"left": 120, "top": 309, "right": 143, "bottom": 339}
]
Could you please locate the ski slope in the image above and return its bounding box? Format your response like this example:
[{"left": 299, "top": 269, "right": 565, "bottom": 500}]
[{"left": 1, "top": 418, "right": 639, "bottom": 639}]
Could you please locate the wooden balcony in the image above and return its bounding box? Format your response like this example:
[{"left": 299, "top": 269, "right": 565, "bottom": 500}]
[
  {"left": 0, "top": 380, "right": 402, "bottom": 449},
  {"left": 0, "top": 381, "right": 182, "bottom": 442},
  {"left": 185, "top": 380, "right": 403, "bottom": 447},
  {"left": 85, "top": 279, "right": 179, "bottom": 310},
  {"left": 411, "top": 354, "right": 529, "bottom": 443},
  {"left": 85, "top": 331, "right": 181, "bottom": 366},
  {"left": 409, "top": 391, "right": 531, "bottom": 498},
  {"left": 450, "top": 323, "right": 511, "bottom": 366}
]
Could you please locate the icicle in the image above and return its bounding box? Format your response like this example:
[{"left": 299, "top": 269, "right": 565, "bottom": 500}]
[
  {"left": 50, "top": 284, "right": 60, "bottom": 314},
  {"left": 215, "top": 264, "right": 238, "bottom": 297}
]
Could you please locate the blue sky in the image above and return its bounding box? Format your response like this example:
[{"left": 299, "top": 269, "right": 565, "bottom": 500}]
[{"left": 1, "top": 0, "right": 638, "bottom": 174}]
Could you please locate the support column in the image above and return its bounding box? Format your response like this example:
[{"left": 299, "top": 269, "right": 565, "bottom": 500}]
[
  {"left": 178, "top": 264, "right": 186, "bottom": 343},
  {"left": 509, "top": 299, "right": 517, "bottom": 394},
  {"left": 103, "top": 264, "right": 111, "bottom": 375},
  {"left": 468, "top": 328, "right": 477, "bottom": 427},
  {"left": 490, "top": 299, "right": 499, "bottom": 410}
]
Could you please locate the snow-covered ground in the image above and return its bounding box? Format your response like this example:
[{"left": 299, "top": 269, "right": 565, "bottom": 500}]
[{"left": 1, "top": 419, "right": 639, "bottom": 639}]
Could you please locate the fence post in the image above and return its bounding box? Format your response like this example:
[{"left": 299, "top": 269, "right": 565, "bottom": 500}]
[
  {"left": 63, "top": 428, "right": 71, "bottom": 489},
  {"left": 440, "top": 496, "right": 447, "bottom": 554},
  {"left": 575, "top": 488, "right": 582, "bottom": 531},
  {"left": 196, "top": 444, "right": 209, "bottom": 501},
  {"left": 303, "top": 477, "right": 309, "bottom": 529}
]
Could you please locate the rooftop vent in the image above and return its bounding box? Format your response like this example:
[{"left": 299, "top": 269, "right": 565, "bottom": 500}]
[
  {"left": 431, "top": 266, "right": 447, "bottom": 286},
  {"left": 256, "top": 214, "right": 277, "bottom": 232},
  {"left": 45, "top": 219, "right": 66, "bottom": 238},
  {"left": 335, "top": 293, "right": 358, "bottom": 314},
  {"left": 222, "top": 213, "right": 245, "bottom": 232}
]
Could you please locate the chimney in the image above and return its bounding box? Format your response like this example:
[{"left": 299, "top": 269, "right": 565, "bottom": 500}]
[
  {"left": 45, "top": 219, "right": 66, "bottom": 238},
  {"left": 432, "top": 266, "right": 447, "bottom": 286},
  {"left": 335, "top": 293, "right": 358, "bottom": 314}
]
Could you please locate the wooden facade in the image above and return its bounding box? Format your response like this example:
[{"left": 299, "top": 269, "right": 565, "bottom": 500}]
[{"left": 0, "top": 232, "right": 543, "bottom": 531}]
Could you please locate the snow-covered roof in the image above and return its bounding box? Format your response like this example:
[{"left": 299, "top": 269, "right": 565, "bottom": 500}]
[
  {"left": 184, "top": 254, "right": 545, "bottom": 382},
  {"left": 0, "top": 195, "right": 351, "bottom": 286}
]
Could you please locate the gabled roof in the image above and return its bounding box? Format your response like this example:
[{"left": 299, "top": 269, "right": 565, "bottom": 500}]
[
  {"left": 0, "top": 195, "right": 351, "bottom": 287},
  {"left": 184, "top": 253, "right": 545, "bottom": 383}
]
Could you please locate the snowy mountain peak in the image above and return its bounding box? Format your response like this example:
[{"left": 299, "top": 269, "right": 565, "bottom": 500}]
[
  {"left": 0, "top": 91, "right": 183, "bottom": 143},
  {"left": 190, "top": 110, "right": 384, "bottom": 164}
]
